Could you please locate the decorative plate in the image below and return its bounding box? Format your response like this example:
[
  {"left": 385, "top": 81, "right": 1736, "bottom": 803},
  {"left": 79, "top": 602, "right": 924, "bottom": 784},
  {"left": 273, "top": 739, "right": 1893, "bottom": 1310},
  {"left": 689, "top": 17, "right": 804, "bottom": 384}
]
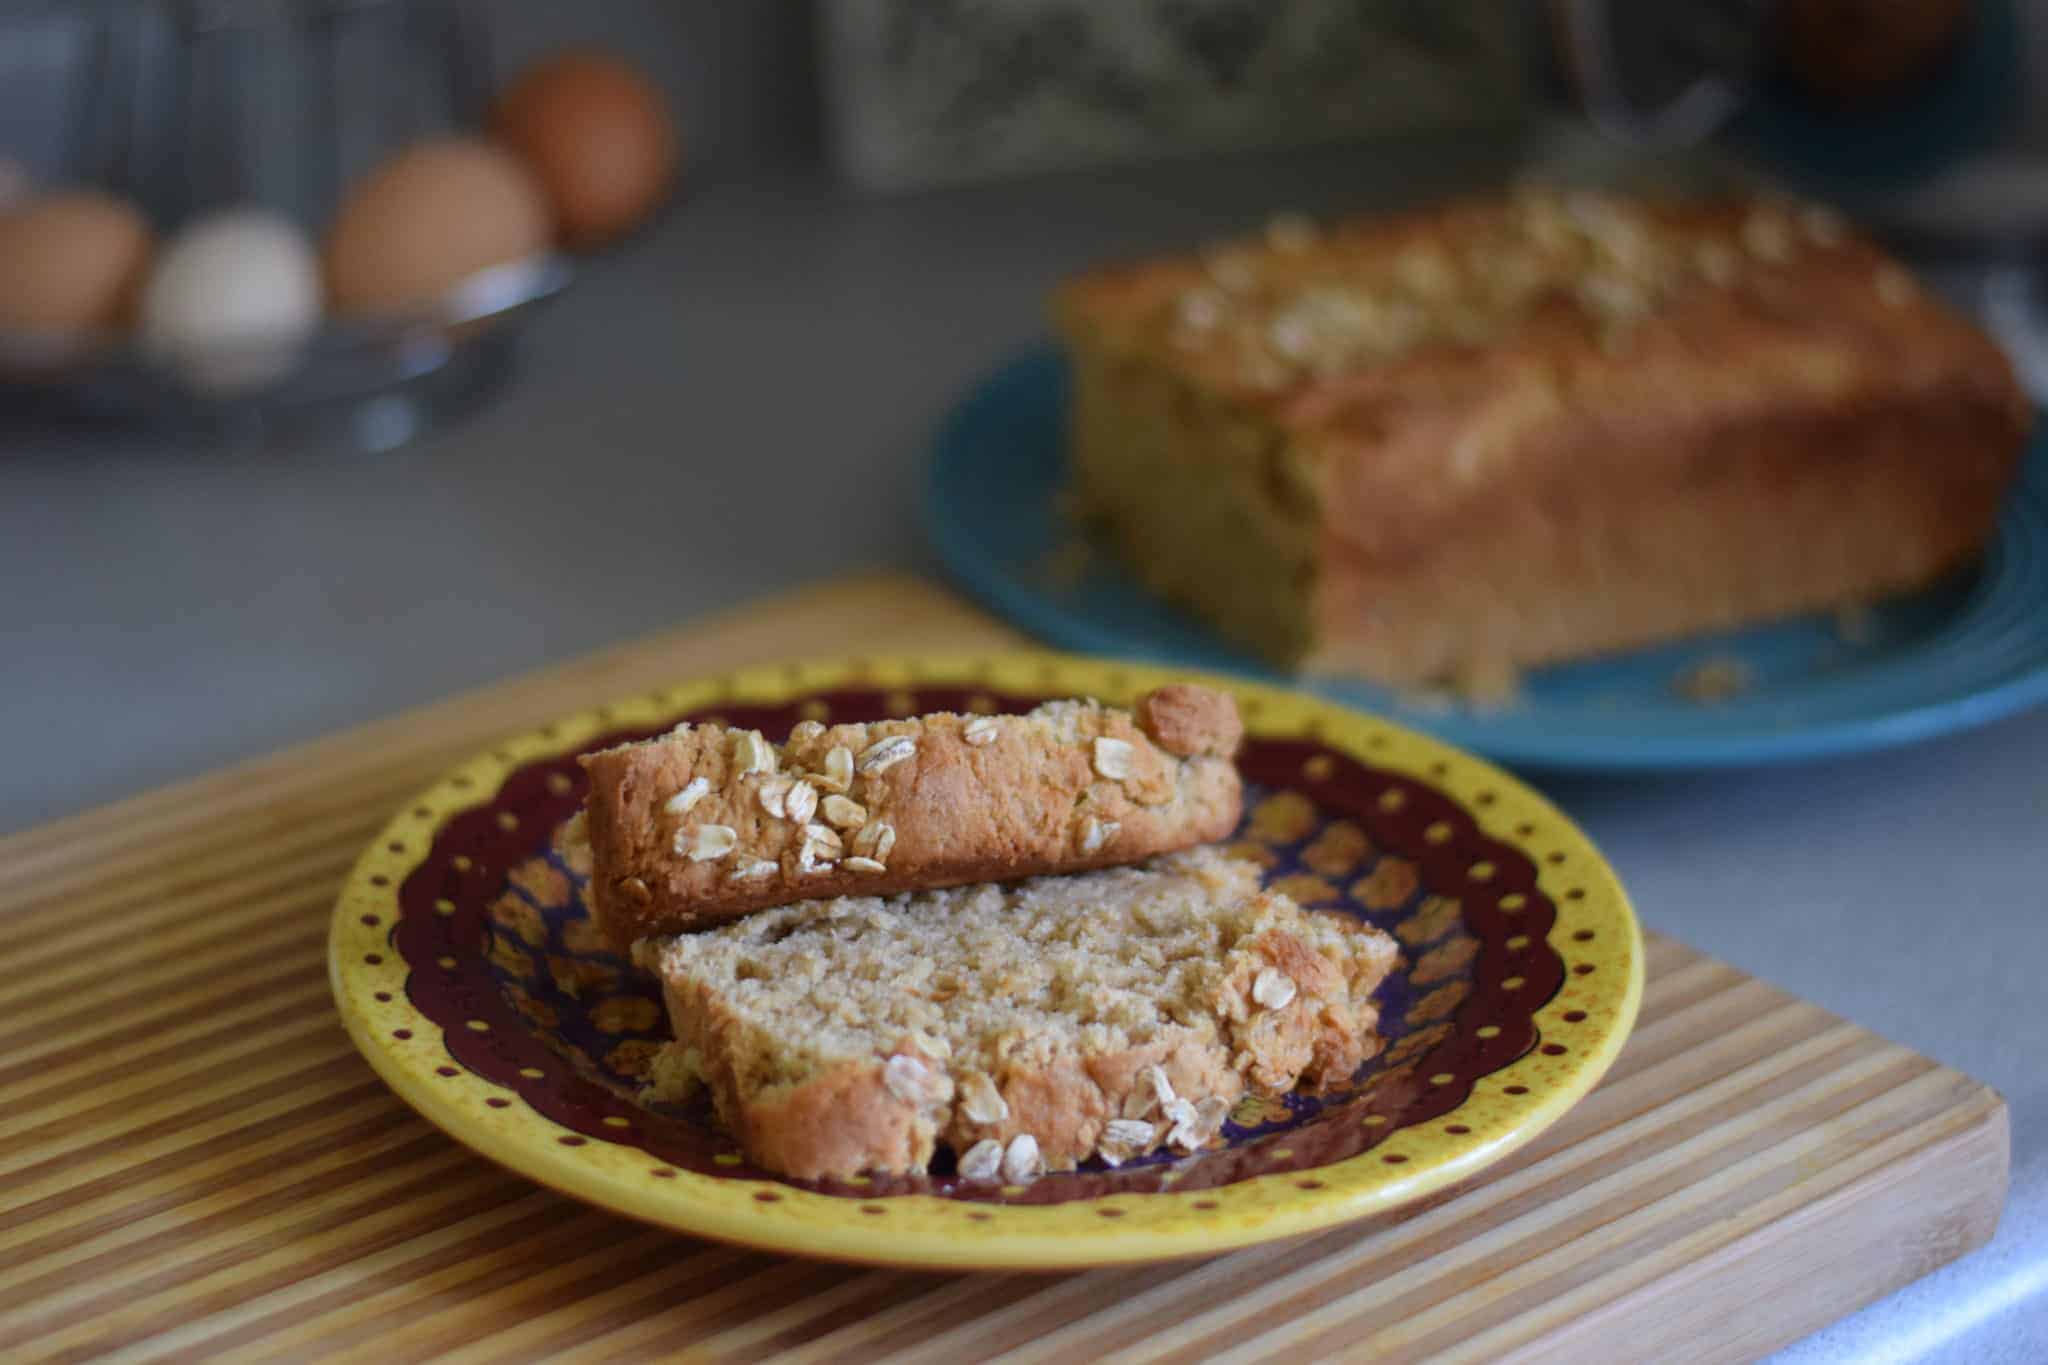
[
  {"left": 923, "top": 347, "right": 2048, "bottom": 771},
  {"left": 329, "top": 655, "right": 1641, "bottom": 1270}
]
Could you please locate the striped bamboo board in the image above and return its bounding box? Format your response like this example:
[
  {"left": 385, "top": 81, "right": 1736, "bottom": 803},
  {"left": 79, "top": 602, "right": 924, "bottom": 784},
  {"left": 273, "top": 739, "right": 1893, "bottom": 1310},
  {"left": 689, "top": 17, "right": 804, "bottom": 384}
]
[{"left": 0, "top": 575, "right": 2008, "bottom": 1363}]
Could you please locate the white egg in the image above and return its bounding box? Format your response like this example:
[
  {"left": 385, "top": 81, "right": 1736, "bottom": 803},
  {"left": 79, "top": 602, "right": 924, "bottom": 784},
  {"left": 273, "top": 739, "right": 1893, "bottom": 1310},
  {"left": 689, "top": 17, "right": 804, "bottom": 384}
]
[{"left": 140, "top": 209, "right": 322, "bottom": 394}]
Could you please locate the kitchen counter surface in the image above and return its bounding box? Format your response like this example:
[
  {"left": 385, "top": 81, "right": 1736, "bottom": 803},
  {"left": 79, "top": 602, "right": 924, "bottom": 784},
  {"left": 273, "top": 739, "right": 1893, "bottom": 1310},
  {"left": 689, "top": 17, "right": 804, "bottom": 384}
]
[{"left": 3, "top": 148, "right": 2042, "bottom": 1360}]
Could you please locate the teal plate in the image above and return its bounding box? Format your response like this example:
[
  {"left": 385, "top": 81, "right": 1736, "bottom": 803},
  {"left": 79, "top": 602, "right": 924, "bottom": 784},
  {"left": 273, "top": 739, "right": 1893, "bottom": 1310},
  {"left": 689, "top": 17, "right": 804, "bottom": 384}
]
[{"left": 924, "top": 346, "right": 2048, "bottom": 771}]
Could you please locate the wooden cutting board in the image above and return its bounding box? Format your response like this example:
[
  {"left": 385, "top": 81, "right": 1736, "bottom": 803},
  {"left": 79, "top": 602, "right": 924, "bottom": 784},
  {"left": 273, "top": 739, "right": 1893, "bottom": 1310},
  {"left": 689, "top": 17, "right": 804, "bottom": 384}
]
[{"left": 0, "top": 573, "right": 2007, "bottom": 1363}]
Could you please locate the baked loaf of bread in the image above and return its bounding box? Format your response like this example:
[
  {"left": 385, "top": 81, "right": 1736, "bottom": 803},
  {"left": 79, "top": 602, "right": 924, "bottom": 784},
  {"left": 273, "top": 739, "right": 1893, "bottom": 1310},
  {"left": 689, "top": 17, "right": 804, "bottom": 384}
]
[
  {"left": 636, "top": 848, "right": 1397, "bottom": 1181},
  {"left": 1055, "top": 189, "right": 2032, "bottom": 688},
  {"left": 580, "top": 685, "right": 1243, "bottom": 947}
]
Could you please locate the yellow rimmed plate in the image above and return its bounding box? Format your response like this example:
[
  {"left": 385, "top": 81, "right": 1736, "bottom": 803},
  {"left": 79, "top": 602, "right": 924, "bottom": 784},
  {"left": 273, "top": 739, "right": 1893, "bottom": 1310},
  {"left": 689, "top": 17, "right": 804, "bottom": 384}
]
[{"left": 329, "top": 653, "right": 1642, "bottom": 1270}]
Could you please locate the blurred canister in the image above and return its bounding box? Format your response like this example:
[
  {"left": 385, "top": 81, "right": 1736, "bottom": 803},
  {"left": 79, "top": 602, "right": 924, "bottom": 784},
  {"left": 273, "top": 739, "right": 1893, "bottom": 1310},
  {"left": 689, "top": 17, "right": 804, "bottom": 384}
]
[{"left": 1536, "top": 0, "right": 2048, "bottom": 253}]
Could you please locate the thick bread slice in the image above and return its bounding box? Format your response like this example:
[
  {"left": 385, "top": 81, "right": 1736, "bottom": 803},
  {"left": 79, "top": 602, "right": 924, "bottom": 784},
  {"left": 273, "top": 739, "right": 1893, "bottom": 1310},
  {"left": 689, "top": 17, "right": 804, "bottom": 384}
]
[
  {"left": 580, "top": 684, "right": 1243, "bottom": 947},
  {"left": 634, "top": 848, "right": 1398, "bottom": 1182}
]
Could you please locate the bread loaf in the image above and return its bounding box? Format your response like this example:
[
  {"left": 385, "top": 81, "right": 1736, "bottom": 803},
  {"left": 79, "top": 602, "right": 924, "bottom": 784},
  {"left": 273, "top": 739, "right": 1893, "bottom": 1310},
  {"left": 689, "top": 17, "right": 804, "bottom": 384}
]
[{"left": 1054, "top": 190, "right": 2031, "bottom": 688}]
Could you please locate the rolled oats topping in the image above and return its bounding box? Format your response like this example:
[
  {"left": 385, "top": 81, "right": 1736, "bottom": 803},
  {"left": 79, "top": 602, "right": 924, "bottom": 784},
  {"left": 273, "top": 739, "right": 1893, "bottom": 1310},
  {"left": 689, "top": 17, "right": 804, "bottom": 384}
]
[
  {"left": 1575, "top": 272, "right": 1647, "bottom": 324},
  {"left": 1252, "top": 966, "right": 1298, "bottom": 1010},
  {"left": 817, "top": 745, "right": 855, "bottom": 792},
  {"left": 1001, "top": 1133, "right": 1044, "bottom": 1184},
  {"left": 1161, "top": 1097, "right": 1201, "bottom": 1150},
  {"left": 1265, "top": 213, "right": 1318, "bottom": 253},
  {"left": 959, "top": 1138, "right": 1004, "bottom": 1182},
  {"left": 728, "top": 857, "right": 776, "bottom": 881},
  {"left": 1876, "top": 265, "right": 1916, "bottom": 308},
  {"left": 664, "top": 777, "right": 710, "bottom": 816},
  {"left": 821, "top": 794, "right": 867, "bottom": 829},
  {"left": 1176, "top": 288, "right": 1225, "bottom": 332},
  {"left": 1584, "top": 214, "right": 1653, "bottom": 272},
  {"left": 788, "top": 719, "right": 826, "bottom": 745},
  {"left": 1268, "top": 312, "right": 1314, "bottom": 360},
  {"left": 1265, "top": 288, "right": 1373, "bottom": 363},
  {"left": 1092, "top": 736, "right": 1136, "bottom": 781},
  {"left": 1741, "top": 206, "right": 1795, "bottom": 263},
  {"left": 962, "top": 715, "right": 1001, "bottom": 746},
  {"left": 851, "top": 820, "right": 896, "bottom": 862},
  {"left": 1143, "top": 190, "right": 1865, "bottom": 390},
  {"left": 1512, "top": 183, "right": 1573, "bottom": 247},
  {"left": 1144, "top": 1064, "right": 1177, "bottom": 1110},
  {"left": 783, "top": 780, "right": 818, "bottom": 826},
  {"left": 1098, "top": 1118, "right": 1158, "bottom": 1165},
  {"left": 682, "top": 824, "right": 737, "bottom": 861},
  {"left": 803, "top": 824, "right": 844, "bottom": 859},
  {"left": 732, "top": 730, "right": 777, "bottom": 777},
  {"left": 755, "top": 778, "right": 791, "bottom": 819},
  {"left": 1799, "top": 203, "right": 1846, "bottom": 246},
  {"left": 844, "top": 856, "right": 886, "bottom": 874},
  {"left": 961, "top": 1072, "right": 1009, "bottom": 1125},
  {"left": 857, "top": 735, "right": 916, "bottom": 776},
  {"left": 883, "top": 1053, "right": 930, "bottom": 1104},
  {"left": 1692, "top": 240, "right": 1739, "bottom": 287},
  {"left": 1165, "top": 1098, "right": 1232, "bottom": 1153},
  {"left": 1394, "top": 245, "right": 1456, "bottom": 297},
  {"left": 1079, "top": 815, "right": 1120, "bottom": 855},
  {"left": 796, "top": 828, "right": 838, "bottom": 875},
  {"left": 1204, "top": 250, "right": 1257, "bottom": 293}
]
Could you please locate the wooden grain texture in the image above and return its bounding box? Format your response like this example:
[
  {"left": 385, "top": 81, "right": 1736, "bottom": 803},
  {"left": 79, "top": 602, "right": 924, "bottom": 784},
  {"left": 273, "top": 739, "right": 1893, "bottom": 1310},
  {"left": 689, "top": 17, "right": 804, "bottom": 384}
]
[{"left": 0, "top": 574, "right": 2008, "bottom": 1363}]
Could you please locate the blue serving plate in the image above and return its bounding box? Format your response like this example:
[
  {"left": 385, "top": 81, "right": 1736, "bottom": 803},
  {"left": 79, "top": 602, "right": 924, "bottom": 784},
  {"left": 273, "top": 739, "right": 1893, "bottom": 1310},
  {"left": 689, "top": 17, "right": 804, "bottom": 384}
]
[{"left": 924, "top": 346, "right": 2048, "bottom": 771}]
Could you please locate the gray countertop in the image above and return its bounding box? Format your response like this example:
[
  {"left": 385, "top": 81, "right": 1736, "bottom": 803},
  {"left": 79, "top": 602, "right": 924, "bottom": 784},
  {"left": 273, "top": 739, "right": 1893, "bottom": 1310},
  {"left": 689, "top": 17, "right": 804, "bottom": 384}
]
[{"left": 3, "top": 147, "right": 2043, "bottom": 1359}]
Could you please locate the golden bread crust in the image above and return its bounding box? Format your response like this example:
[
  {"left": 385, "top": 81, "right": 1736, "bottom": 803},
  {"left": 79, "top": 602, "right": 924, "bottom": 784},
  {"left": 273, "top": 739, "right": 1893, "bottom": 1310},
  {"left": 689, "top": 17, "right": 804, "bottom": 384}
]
[
  {"left": 582, "top": 687, "right": 1243, "bottom": 948},
  {"left": 1055, "top": 191, "right": 2032, "bottom": 683}
]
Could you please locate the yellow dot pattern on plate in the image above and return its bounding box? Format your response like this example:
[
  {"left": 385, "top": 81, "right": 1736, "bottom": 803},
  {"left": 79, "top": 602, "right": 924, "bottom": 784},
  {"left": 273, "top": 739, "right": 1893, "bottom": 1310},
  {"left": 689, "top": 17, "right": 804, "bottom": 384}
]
[
  {"left": 1302, "top": 821, "right": 1373, "bottom": 878},
  {"left": 1248, "top": 791, "right": 1318, "bottom": 843}
]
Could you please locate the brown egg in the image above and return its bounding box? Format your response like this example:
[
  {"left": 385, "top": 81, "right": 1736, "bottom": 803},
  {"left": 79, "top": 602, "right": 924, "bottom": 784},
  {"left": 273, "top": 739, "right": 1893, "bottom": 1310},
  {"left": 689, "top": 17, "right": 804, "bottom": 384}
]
[
  {"left": 0, "top": 190, "right": 154, "bottom": 335},
  {"left": 324, "top": 137, "right": 554, "bottom": 317},
  {"left": 493, "top": 50, "right": 678, "bottom": 250}
]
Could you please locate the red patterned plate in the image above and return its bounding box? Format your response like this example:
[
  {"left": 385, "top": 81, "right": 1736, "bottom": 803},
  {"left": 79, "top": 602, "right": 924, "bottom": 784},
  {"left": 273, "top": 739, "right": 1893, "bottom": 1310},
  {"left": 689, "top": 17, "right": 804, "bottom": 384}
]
[{"left": 329, "top": 654, "right": 1641, "bottom": 1269}]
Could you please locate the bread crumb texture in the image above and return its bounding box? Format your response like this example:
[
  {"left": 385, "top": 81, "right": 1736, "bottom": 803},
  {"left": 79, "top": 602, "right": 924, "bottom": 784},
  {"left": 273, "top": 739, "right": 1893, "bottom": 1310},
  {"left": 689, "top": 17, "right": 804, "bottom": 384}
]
[{"left": 637, "top": 847, "right": 1396, "bottom": 1181}]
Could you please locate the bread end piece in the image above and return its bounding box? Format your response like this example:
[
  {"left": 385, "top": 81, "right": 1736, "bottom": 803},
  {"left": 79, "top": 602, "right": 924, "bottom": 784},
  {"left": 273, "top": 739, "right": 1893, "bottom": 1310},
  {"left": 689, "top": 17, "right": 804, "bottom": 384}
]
[{"left": 581, "top": 686, "right": 1245, "bottom": 949}]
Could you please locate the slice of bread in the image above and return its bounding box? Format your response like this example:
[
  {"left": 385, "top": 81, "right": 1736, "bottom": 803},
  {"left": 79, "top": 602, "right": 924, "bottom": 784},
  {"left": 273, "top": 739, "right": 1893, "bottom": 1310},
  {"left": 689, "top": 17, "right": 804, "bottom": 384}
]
[
  {"left": 581, "top": 685, "right": 1244, "bottom": 948},
  {"left": 635, "top": 847, "right": 1398, "bottom": 1182}
]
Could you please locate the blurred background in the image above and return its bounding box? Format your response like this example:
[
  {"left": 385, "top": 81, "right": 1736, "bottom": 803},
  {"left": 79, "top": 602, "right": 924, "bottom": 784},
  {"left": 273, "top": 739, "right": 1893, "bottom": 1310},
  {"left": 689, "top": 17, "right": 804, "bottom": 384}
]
[
  {"left": 3, "top": 0, "right": 2047, "bottom": 831},
  {"left": 6, "top": 8, "right": 2048, "bottom": 1356}
]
